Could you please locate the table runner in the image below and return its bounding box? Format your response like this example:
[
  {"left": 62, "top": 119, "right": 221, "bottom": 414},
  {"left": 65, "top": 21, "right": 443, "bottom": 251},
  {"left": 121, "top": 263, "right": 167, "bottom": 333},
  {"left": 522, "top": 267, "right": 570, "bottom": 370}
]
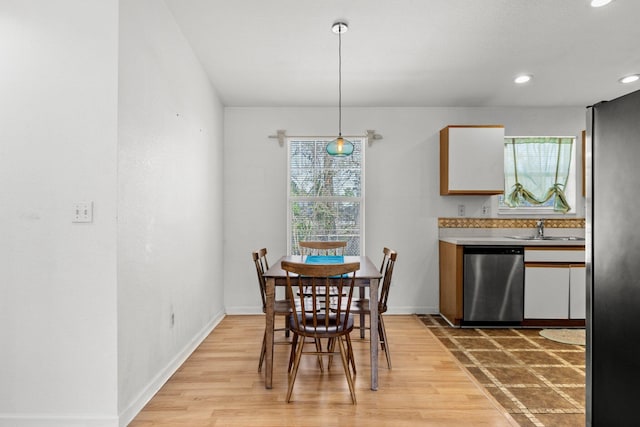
[{"left": 304, "top": 255, "right": 345, "bottom": 264}]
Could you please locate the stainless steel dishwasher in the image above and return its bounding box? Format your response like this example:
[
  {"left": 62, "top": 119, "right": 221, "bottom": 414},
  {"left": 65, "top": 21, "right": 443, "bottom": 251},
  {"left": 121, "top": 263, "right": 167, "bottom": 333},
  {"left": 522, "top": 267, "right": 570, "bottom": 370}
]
[{"left": 463, "top": 246, "right": 524, "bottom": 324}]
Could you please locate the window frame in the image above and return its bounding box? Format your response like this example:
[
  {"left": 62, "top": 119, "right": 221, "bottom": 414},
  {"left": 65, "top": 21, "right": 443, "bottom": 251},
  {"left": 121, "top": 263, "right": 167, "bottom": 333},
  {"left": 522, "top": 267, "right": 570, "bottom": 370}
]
[{"left": 286, "top": 136, "right": 365, "bottom": 255}]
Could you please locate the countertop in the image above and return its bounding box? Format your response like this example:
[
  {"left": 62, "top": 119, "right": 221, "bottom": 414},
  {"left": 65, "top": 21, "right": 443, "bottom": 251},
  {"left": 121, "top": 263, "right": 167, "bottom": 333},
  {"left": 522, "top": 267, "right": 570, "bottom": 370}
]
[{"left": 439, "top": 236, "right": 586, "bottom": 246}]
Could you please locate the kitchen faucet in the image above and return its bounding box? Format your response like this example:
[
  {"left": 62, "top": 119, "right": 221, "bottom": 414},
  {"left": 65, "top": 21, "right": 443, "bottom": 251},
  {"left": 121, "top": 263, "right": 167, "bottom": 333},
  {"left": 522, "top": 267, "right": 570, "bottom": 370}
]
[{"left": 536, "top": 219, "right": 545, "bottom": 238}]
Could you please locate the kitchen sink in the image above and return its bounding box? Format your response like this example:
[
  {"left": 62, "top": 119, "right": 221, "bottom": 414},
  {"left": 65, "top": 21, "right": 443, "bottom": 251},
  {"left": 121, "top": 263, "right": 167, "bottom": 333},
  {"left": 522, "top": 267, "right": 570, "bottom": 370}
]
[{"left": 506, "top": 235, "right": 585, "bottom": 241}]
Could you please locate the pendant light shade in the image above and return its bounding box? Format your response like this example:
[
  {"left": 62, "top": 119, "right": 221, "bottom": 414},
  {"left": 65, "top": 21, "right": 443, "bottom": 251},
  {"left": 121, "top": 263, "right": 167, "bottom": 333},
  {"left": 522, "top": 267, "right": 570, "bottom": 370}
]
[
  {"left": 327, "top": 21, "right": 354, "bottom": 157},
  {"left": 326, "top": 136, "right": 354, "bottom": 156}
]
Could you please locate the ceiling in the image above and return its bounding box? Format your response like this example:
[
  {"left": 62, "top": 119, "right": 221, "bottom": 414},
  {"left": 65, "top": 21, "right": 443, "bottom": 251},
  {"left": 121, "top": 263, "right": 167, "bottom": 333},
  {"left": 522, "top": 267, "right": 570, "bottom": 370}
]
[{"left": 164, "top": 0, "right": 640, "bottom": 108}]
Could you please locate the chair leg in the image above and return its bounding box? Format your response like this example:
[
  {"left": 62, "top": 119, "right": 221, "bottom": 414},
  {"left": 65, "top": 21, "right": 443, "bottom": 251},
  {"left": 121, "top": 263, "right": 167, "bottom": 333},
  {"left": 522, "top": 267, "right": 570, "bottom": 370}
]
[
  {"left": 284, "top": 315, "right": 290, "bottom": 338},
  {"left": 286, "top": 336, "right": 305, "bottom": 403},
  {"left": 258, "top": 330, "right": 266, "bottom": 373},
  {"left": 295, "top": 338, "right": 325, "bottom": 372},
  {"left": 288, "top": 334, "right": 299, "bottom": 372},
  {"left": 379, "top": 315, "right": 392, "bottom": 369},
  {"left": 327, "top": 338, "right": 334, "bottom": 369},
  {"left": 345, "top": 333, "right": 356, "bottom": 375},
  {"left": 315, "top": 338, "right": 324, "bottom": 372},
  {"left": 337, "top": 336, "right": 357, "bottom": 404}
]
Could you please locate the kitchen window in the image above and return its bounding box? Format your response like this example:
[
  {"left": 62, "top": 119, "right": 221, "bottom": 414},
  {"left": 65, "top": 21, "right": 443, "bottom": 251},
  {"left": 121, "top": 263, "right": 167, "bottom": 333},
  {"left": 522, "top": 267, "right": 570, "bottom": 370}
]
[
  {"left": 287, "top": 137, "right": 364, "bottom": 255},
  {"left": 499, "top": 136, "right": 576, "bottom": 214}
]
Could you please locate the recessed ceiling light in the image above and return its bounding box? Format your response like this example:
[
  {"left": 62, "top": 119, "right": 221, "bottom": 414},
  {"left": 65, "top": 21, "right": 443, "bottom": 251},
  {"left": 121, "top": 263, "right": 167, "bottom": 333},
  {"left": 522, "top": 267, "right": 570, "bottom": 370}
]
[
  {"left": 591, "top": 0, "right": 612, "bottom": 7},
  {"left": 514, "top": 74, "right": 532, "bottom": 84},
  {"left": 619, "top": 74, "right": 640, "bottom": 84}
]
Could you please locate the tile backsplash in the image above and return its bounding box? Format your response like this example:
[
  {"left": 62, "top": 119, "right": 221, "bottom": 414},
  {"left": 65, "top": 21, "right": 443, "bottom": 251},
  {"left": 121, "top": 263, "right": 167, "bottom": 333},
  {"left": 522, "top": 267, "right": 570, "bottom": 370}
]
[
  {"left": 438, "top": 217, "right": 585, "bottom": 239},
  {"left": 438, "top": 217, "right": 584, "bottom": 229}
]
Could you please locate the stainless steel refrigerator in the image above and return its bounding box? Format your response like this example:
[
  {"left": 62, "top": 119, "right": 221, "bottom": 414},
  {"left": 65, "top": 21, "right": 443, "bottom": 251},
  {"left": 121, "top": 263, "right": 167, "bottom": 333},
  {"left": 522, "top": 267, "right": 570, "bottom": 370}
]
[{"left": 586, "top": 88, "right": 640, "bottom": 426}]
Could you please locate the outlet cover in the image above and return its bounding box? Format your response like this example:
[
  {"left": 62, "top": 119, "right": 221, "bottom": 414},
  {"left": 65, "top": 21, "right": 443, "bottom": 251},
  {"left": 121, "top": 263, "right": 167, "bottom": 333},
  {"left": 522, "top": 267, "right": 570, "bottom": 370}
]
[{"left": 73, "top": 201, "right": 93, "bottom": 223}]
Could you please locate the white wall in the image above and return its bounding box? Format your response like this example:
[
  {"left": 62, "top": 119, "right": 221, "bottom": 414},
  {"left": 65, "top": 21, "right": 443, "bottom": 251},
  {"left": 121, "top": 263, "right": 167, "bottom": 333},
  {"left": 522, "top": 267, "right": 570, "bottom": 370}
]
[
  {"left": 0, "top": 1, "right": 119, "bottom": 425},
  {"left": 117, "top": 0, "right": 225, "bottom": 425},
  {"left": 223, "top": 107, "right": 585, "bottom": 315},
  {"left": 0, "top": 1, "right": 225, "bottom": 425}
]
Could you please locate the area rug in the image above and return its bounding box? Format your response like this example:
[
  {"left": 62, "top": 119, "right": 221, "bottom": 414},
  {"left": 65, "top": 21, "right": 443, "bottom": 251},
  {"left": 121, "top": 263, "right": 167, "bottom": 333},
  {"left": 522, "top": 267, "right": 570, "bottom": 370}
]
[
  {"left": 540, "top": 329, "right": 585, "bottom": 346},
  {"left": 419, "top": 314, "right": 585, "bottom": 427}
]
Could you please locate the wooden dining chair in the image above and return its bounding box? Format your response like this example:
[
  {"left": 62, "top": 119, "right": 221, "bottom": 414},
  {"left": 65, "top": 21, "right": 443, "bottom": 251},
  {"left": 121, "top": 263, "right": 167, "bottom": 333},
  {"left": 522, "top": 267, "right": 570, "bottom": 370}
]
[
  {"left": 349, "top": 247, "right": 398, "bottom": 369},
  {"left": 253, "top": 248, "right": 292, "bottom": 373},
  {"left": 298, "top": 241, "right": 348, "bottom": 299},
  {"left": 299, "top": 240, "right": 347, "bottom": 256},
  {"left": 282, "top": 260, "right": 360, "bottom": 404}
]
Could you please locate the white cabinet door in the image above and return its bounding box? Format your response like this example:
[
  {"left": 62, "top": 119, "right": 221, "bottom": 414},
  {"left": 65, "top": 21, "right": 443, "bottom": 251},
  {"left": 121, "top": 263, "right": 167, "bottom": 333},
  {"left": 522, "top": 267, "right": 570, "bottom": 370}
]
[
  {"left": 524, "top": 266, "right": 570, "bottom": 319},
  {"left": 569, "top": 265, "right": 586, "bottom": 319},
  {"left": 440, "top": 125, "right": 505, "bottom": 195}
]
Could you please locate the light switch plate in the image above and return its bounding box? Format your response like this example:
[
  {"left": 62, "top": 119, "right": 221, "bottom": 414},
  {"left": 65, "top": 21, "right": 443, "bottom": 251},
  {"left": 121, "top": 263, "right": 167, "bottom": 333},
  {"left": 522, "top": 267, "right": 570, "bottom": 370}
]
[{"left": 73, "top": 201, "right": 93, "bottom": 223}]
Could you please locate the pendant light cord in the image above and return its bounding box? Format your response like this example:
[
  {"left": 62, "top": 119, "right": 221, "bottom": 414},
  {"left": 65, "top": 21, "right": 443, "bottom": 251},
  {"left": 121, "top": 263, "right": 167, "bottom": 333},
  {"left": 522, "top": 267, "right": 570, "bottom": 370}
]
[
  {"left": 338, "top": 26, "right": 342, "bottom": 137},
  {"left": 326, "top": 22, "right": 353, "bottom": 156}
]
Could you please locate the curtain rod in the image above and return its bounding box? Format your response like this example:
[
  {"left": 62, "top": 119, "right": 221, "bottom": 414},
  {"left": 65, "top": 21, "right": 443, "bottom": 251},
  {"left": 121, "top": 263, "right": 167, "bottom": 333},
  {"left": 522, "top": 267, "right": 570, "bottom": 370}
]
[{"left": 268, "top": 130, "right": 383, "bottom": 147}]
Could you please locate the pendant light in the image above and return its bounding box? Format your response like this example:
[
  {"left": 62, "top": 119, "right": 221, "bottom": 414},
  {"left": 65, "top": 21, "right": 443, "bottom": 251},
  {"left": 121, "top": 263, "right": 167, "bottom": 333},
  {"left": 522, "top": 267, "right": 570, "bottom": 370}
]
[{"left": 326, "top": 21, "right": 354, "bottom": 157}]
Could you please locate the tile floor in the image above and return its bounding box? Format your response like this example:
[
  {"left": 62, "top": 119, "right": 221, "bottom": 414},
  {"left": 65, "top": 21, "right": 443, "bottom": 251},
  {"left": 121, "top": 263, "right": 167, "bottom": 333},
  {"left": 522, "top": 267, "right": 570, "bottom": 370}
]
[{"left": 419, "top": 315, "right": 585, "bottom": 427}]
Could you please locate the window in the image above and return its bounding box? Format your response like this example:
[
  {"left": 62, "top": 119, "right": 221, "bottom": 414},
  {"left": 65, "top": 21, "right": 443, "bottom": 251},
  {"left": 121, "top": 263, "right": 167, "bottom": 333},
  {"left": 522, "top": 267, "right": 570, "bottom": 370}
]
[
  {"left": 500, "top": 136, "right": 576, "bottom": 214},
  {"left": 287, "top": 137, "right": 364, "bottom": 255}
]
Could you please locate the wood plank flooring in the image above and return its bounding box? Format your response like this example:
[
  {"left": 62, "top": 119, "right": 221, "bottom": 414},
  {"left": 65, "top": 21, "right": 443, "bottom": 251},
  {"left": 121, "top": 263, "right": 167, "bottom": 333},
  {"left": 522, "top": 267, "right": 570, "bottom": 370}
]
[{"left": 130, "top": 315, "right": 518, "bottom": 426}]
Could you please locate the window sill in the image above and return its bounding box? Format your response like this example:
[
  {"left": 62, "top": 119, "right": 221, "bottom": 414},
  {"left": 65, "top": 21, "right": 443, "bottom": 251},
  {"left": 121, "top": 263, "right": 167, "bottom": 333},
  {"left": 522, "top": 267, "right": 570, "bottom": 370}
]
[{"left": 498, "top": 208, "right": 577, "bottom": 216}]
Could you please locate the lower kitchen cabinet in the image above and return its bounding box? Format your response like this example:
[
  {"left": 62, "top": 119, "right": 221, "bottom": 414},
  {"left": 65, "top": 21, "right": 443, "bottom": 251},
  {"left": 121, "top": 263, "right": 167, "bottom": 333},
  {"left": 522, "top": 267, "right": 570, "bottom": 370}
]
[
  {"left": 569, "top": 265, "right": 586, "bottom": 319},
  {"left": 524, "top": 265, "right": 570, "bottom": 318},
  {"left": 439, "top": 241, "right": 464, "bottom": 326},
  {"left": 439, "top": 241, "right": 586, "bottom": 327},
  {"left": 524, "top": 247, "right": 586, "bottom": 321}
]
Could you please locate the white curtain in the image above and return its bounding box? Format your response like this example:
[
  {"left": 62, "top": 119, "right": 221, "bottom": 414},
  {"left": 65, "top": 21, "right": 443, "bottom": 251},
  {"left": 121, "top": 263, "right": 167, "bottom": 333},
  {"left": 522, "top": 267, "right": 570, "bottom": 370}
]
[{"left": 504, "top": 137, "right": 574, "bottom": 213}]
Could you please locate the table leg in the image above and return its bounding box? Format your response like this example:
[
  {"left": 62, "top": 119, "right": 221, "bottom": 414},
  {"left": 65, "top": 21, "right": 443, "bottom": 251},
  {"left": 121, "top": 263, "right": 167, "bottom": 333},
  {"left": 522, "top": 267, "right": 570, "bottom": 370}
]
[
  {"left": 359, "top": 286, "right": 366, "bottom": 338},
  {"left": 369, "top": 277, "right": 379, "bottom": 391},
  {"left": 265, "top": 277, "right": 275, "bottom": 389}
]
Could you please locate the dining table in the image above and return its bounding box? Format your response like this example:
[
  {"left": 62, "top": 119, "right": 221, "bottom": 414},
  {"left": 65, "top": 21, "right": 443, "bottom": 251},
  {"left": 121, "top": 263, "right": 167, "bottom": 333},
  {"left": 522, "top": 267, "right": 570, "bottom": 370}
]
[{"left": 262, "top": 254, "right": 383, "bottom": 390}]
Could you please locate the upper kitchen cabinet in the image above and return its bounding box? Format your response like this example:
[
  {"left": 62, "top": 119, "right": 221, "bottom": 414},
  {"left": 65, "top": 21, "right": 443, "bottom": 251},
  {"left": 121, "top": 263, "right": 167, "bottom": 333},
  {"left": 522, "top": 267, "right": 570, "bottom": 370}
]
[{"left": 440, "top": 125, "right": 505, "bottom": 195}]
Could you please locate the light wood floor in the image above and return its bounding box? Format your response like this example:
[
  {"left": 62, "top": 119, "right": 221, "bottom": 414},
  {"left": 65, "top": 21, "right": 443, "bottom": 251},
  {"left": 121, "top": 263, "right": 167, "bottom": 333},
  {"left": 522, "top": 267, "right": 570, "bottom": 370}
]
[{"left": 130, "top": 315, "right": 518, "bottom": 426}]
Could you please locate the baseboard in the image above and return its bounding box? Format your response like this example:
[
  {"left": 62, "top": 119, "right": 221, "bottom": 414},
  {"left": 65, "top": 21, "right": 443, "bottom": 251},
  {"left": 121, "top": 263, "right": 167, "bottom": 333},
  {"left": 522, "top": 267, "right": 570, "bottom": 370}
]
[
  {"left": 118, "top": 309, "right": 226, "bottom": 427},
  {"left": 226, "top": 306, "right": 440, "bottom": 315},
  {"left": 224, "top": 306, "right": 264, "bottom": 315},
  {"left": 0, "top": 414, "right": 118, "bottom": 427},
  {"left": 385, "top": 305, "right": 439, "bottom": 315}
]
